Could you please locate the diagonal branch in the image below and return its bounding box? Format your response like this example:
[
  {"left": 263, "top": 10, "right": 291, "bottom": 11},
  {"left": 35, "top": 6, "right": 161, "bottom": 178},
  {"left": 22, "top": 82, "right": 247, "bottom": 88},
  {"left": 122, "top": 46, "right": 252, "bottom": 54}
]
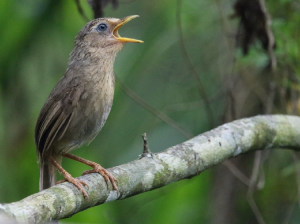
[{"left": 1, "top": 115, "right": 300, "bottom": 223}]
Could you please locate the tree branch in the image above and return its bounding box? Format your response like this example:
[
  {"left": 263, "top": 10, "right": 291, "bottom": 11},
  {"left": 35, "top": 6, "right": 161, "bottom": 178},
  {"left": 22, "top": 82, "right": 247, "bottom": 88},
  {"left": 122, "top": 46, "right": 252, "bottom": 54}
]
[{"left": 1, "top": 115, "right": 300, "bottom": 223}]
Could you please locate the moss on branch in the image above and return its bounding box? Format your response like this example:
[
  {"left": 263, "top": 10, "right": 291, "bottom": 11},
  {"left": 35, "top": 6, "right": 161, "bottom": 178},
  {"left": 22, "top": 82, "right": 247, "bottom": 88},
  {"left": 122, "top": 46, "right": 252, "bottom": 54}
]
[{"left": 1, "top": 115, "right": 300, "bottom": 223}]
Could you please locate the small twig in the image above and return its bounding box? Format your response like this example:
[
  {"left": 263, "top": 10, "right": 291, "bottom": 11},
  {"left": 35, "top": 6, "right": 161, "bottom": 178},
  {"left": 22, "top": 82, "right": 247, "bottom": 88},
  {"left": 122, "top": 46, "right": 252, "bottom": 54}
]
[
  {"left": 115, "top": 76, "right": 194, "bottom": 139},
  {"left": 74, "top": 0, "right": 90, "bottom": 22},
  {"left": 2, "top": 115, "right": 300, "bottom": 223},
  {"left": 139, "top": 133, "right": 152, "bottom": 158},
  {"left": 176, "top": 0, "right": 215, "bottom": 128}
]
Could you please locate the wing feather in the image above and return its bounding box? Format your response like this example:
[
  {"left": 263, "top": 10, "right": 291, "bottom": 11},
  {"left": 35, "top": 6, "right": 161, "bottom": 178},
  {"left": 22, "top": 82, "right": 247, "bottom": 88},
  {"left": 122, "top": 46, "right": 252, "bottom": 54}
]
[
  {"left": 37, "top": 102, "right": 61, "bottom": 147},
  {"left": 43, "top": 110, "right": 69, "bottom": 152},
  {"left": 35, "top": 75, "right": 83, "bottom": 157}
]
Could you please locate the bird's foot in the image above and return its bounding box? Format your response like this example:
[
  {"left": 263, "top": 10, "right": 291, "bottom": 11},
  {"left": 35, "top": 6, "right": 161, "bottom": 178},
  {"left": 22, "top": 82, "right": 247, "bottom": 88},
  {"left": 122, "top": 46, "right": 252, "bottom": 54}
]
[
  {"left": 56, "top": 176, "right": 89, "bottom": 198},
  {"left": 61, "top": 153, "right": 118, "bottom": 194},
  {"left": 50, "top": 156, "right": 89, "bottom": 197},
  {"left": 82, "top": 165, "right": 118, "bottom": 192}
]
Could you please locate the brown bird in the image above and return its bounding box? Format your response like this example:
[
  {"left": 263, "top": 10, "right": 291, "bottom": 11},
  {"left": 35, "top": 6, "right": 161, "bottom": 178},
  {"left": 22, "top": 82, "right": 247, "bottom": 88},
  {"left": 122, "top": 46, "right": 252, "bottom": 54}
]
[{"left": 35, "top": 15, "right": 143, "bottom": 197}]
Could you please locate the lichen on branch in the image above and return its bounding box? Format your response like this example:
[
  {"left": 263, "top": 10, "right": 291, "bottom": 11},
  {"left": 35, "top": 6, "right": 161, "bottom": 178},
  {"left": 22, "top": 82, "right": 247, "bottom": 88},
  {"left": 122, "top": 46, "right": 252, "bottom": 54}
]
[{"left": 1, "top": 115, "right": 300, "bottom": 223}]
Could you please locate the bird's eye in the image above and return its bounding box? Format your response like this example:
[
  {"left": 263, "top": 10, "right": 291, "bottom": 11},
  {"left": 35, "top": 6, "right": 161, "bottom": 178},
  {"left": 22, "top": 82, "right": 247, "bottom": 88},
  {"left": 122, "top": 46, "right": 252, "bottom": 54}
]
[{"left": 97, "top": 23, "right": 108, "bottom": 32}]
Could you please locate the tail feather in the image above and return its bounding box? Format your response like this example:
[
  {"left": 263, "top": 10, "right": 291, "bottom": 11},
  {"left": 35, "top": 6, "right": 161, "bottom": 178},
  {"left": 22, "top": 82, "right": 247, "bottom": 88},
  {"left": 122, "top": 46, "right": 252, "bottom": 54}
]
[
  {"left": 39, "top": 158, "right": 59, "bottom": 223},
  {"left": 39, "top": 160, "right": 56, "bottom": 191}
]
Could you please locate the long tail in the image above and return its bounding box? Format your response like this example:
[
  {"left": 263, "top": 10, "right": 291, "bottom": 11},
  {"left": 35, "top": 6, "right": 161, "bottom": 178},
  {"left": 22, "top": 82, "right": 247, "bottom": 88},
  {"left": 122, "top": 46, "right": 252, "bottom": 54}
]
[
  {"left": 39, "top": 158, "right": 57, "bottom": 191},
  {"left": 39, "top": 157, "right": 60, "bottom": 223}
]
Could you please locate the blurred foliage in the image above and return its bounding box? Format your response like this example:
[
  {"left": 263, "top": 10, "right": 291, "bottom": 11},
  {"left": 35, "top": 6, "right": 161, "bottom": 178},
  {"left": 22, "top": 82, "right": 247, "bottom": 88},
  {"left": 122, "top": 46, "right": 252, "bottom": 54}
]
[{"left": 0, "top": 0, "right": 299, "bottom": 223}]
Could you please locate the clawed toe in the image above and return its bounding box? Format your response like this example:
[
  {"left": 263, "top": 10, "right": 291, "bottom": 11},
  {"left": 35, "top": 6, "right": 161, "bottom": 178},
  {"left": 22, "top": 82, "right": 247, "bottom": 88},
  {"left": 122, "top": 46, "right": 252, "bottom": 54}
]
[
  {"left": 60, "top": 154, "right": 119, "bottom": 194},
  {"left": 82, "top": 166, "right": 118, "bottom": 192},
  {"left": 56, "top": 177, "right": 89, "bottom": 197},
  {"left": 79, "top": 179, "right": 89, "bottom": 189},
  {"left": 69, "top": 178, "right": 89, "bottom": 197}
]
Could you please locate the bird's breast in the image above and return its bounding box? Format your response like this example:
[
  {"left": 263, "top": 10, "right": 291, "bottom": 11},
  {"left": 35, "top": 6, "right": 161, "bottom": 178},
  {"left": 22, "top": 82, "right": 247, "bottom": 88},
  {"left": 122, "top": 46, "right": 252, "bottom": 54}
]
[
  {"left": 79, "top": 70, "right": 115, "bottom": 140},
  {"left": 57, "top": 71, "right": 115, "bottom": 154}
]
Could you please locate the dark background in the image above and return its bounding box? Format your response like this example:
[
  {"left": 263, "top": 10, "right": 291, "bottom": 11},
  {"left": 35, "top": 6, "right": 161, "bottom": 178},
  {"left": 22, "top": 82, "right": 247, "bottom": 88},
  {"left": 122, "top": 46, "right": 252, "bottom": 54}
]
[{"left": 0, "top": 0, "right": 299, "bottom": 223}]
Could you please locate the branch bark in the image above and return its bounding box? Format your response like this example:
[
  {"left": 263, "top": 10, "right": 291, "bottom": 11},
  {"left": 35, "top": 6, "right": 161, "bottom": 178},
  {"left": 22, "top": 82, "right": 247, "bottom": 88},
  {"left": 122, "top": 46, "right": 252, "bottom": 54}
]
[{"left": 1, "top": 115, "right": 300, "bottom": 223}]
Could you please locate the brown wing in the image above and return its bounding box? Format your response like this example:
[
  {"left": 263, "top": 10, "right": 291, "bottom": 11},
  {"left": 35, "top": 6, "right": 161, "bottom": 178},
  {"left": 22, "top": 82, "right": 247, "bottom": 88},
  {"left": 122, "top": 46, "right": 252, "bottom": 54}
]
[{"left": 35, "top": 75, "right": 83, "bottom": 158}]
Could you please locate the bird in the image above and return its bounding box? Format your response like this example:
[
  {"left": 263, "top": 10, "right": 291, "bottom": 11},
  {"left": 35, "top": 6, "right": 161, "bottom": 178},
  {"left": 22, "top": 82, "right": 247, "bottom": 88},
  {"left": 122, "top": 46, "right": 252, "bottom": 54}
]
[{"left": 35, "top": 15, "right": 143, "bottom": 197}]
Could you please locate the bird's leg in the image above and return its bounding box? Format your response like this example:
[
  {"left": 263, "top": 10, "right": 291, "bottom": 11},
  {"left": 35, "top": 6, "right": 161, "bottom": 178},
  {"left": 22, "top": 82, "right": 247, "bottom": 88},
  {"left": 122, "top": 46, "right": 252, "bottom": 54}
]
[
  {"left": 62, "top": 153, "right": 118, "bottom": 191},
  {"left": 49, "top": 156, "right": 89, "bottom": 197}
]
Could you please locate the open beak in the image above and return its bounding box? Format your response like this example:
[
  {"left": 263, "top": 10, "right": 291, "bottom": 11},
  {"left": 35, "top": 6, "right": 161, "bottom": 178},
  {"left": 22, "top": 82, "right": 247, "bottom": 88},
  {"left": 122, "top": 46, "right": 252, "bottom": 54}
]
[{"left": 113, "top": 15, "right": 143, "bottom": 43}]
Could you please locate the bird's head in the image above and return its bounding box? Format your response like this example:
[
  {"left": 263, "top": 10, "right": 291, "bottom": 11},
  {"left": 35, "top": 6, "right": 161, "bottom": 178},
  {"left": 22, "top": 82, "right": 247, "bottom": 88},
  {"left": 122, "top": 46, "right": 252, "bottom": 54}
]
[{"left": 75, "top": 15, "right": 143, "bottom": 51}]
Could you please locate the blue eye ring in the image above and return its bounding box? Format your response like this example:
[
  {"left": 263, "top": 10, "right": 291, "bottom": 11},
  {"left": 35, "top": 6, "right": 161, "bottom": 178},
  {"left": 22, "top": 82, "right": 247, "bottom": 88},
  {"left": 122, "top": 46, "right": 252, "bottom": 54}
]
[{"left": 97, "top": 23, "right": 108, "bottom": 32}]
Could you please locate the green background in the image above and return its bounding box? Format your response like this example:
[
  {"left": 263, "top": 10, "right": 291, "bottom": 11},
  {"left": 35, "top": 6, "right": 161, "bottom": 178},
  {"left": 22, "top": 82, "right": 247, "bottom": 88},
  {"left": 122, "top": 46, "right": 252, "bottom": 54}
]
[{"left": 0, "top": 0, "right": 299, "bottom": 223}]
